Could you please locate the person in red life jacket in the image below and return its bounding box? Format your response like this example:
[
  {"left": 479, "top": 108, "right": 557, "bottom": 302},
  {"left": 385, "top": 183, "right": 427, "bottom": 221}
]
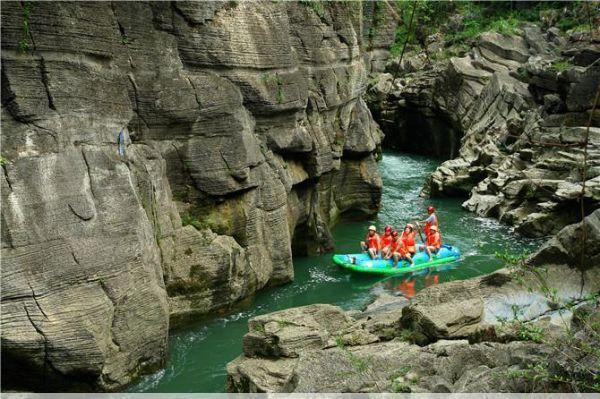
[
  {"left": 380, "top": 225, "right": 393, "bottom": 254},
  {"left": 418, "top": 225, "right": 442, "bottom": 259},
  {"left": 384, "top": 230, "right": 414, "bottom": 267},
  {"left": 421, "top": 206, "right": 439, "bottom": 236},
  {"left": 360, "top": 225, "right": 381, "bottom": 259},
  {"left": 382, "top": 230, "right": 398, "bottom": 260},
  {"left": 400, "top": 223, "right": 417, "bottom": 255}
]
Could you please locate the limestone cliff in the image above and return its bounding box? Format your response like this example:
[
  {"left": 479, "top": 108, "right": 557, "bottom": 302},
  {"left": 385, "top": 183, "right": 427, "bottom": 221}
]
[{"left": 0, "top": 1, "right": 394, "bottom": 391}]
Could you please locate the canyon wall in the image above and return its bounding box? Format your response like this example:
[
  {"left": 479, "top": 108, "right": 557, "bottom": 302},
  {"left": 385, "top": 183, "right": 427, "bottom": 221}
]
[
  {"left": 369, "top": 25, "right": 599, "bottom": 237},
  {"left": 0, "top": 1, "right": 395, "bottom": 391}
]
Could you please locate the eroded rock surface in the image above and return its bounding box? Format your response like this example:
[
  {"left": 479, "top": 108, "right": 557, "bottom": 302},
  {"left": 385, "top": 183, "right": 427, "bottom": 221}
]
[
  {"left": 369, "top": 24, "right": 600, "bottom": 237},
  {"left": 1, "top": 1, "right": 392, "bottom": 391}
]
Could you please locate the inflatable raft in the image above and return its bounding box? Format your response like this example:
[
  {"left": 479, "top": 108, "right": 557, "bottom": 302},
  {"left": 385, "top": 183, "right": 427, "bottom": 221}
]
[{"left": 332, "top": 245, "right": 461, "bottom": 275}]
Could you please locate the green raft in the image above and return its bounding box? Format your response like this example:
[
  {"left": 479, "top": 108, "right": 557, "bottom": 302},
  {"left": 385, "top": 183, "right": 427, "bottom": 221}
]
[{"left": 332, "top": 245, "right": 461, "bottom": 275}]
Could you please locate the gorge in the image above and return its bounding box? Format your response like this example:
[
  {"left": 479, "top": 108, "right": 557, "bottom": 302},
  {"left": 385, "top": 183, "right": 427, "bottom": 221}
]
[{"left": 1, "top": 0, "right": 598, "bottom": 394}]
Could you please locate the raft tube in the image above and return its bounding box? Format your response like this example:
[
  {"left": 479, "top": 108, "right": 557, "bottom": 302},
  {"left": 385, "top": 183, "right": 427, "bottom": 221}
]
[{"left": 332, "top": 245, "right": 461, "bottom": 275}]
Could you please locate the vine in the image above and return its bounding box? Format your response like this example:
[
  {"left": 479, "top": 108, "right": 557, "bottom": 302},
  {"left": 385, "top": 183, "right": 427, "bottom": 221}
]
[{"left": 19, "top": 2, "right": 31, "bottom": 53}]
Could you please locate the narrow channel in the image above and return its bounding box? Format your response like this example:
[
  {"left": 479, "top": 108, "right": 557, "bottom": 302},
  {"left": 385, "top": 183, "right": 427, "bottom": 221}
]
[{"left": 132, "top": 150, "right": 540, "bottom": 392}]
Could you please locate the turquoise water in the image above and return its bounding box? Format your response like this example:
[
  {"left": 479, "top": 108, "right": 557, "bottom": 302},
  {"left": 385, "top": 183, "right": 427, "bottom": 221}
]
[{"left": 132, "top": 151, "right": 540, "bottom": 393}]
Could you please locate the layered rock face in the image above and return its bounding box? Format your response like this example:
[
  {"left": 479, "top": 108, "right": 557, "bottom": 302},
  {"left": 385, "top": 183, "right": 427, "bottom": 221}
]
[
  {"left": 1, "top": 1, "right": 391, "bottom": 391},
  {"left": 227, "top": 210, "right": 600, "bottom": 393},
  {"left": 370, "top": 26, "right": 599, "bottom": 237}
]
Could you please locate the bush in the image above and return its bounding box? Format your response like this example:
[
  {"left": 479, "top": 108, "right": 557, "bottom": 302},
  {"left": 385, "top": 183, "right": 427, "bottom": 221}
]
[{"left": 390, "top": 1, "right": 595, "bottom": 57}]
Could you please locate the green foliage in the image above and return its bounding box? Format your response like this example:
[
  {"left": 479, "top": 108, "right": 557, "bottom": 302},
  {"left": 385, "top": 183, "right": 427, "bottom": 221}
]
[
  {"left": 389, "top": 366, "right": 416, "bottom": 392},
  {"left": 390, "top": 1, "right": 595, "bottom": 59},
  {"left": 551, "top": 60, "right": 573, "bottom": 73},
  {"left": 391, "top": 380, "right": 411, "bottom": 393},
  {"left": 19, "top": 2, "right": 31, "bottom": 53},
  {"left": 487, "top": 14, "right": 521, "bottom": 36},
  {"left": 181, "top": 213, "right": 206, "bottom": 231},
  {"left": 277, "top": 320, "right": 294, "bottom": 328},
  {"left": 517, "top": 323, "right": 545, "bottom": 343},
  {"left": 517, "top": 66, "right": 531, "bottom": 82},
  {"left": 348, "top": 351, "right": 369, "bottom": 372},
  {"left": 253, "top": 324, "right": 266, "bottom": 334},
  {"left": 121, "top": 34, "right": 130, "bottom": 45},
  {"left": 398, "top": 328, "right": 414, "bottom": 342},
  {"left": 524, "top": 185, "right": 537, "bottom": 199},
  {"left": 335, "top": 335, "right": 371, "bottom": 373},
  {"left": 495, "top": 250, "right": 529, "bottom": 266},
  {"left": 367, "top": 1, "right": 385, "bottom": 48},
  {"left": 374, "top": 147, "right": 383, "bottom": 162},
  {"left": 299, "top": 0, "right": 325, "bottom": 19},
  {"left": 0, "top": 156, "right": 8, "bottom": 166},
  {"left": 262, "top": 73, "right": 285, "bottom": 104}
]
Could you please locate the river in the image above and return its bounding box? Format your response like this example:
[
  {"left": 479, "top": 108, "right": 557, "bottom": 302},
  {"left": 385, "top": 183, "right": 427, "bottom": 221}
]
[{"left": 132, "top": 151, "right": 540, "bottom": 393}]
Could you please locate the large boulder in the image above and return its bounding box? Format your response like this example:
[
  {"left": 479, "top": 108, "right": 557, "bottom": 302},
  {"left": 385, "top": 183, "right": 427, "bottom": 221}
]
[{"left": 529, "top": 209, "right": 600, "bottom": 270}]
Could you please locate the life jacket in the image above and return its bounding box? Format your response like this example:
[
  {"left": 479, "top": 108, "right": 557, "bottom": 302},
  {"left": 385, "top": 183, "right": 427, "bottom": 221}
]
[
  {"left": 380, "top": 234, "right": 393, "bottom": 249},
  {"left": 426, "top": 231, "right": 442, "bottom": 249},
  {"left": 390, "top": 238, "right": 406, "bottom": 255},
  {"left": 401, "top": 231, "right": 416, "bottom": 253},
  {"left": 366, "top": 233, "right": 380, "bottom": 250},
  {"left": 424, "top": 213, "right": 439, "bottom": 236}
]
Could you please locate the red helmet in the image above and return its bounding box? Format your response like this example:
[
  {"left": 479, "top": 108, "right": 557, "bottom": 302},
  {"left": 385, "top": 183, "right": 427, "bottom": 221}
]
[
  {"left": 427, "top": 206, "right": 435, "bottom": 213},
  {"left": 384, "top": 225, "right": 392, "bottom": 233},
  {"left": 391, "top": 230, "right": 399, "bottom": 237}
]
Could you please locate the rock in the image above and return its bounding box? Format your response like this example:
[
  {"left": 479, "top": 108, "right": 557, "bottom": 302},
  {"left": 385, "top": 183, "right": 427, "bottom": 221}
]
[
  {"left": 242, "top": 304, "right": 354, "bottom": 358},
  {"left": 1, "top": 145, "right": 170, "bottom": 391},
  {"left": 522, "top": 24, "right": 555, "bottom": 56},
  {"left": 401, "top": 263, "right": 600, "bottom": 344},
  {"left": 1, "top": 1, "right": 388, "bottom": 390},
  {"left": 562, "top": 43, "right": 600, "bottom": 66},
  {"left": 227, "top": 355, "right": 298, "bottom": 393},
  {"left": 227, "top": 299, "right": 576, "bottom": 393},
  {"left": 478, "top": 32, "right": 530, "bottom": 63},
  {"left": 529, "top": 209, "right": 600, "bottom": 270},
  {"left": 358, "top": 292, "right": 409, "bottom": 340}
]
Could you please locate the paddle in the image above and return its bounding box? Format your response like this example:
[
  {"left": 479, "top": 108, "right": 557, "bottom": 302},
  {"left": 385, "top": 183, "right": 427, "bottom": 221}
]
[{"left": 414, "top": 220, "right": 425, "bottom": 243}]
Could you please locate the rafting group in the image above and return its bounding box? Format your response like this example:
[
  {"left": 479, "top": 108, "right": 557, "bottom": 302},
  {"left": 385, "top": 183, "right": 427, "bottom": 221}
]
[{"left": 358, "top": 206, "right": 441, "bottom": 267}]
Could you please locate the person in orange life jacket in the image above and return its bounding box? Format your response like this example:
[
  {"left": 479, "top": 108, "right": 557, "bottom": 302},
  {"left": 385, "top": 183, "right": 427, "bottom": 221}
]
[
  {"left": 421, "top": 206, "right": 439, "bottom": 236},
  {"left": 384, "top": 230, "right": 414, "bottom": 267},
  {"left": 418, "top": 225, "right": 442, "bottom": 260},
  {"left": 380, "top": 225, "right": 393, "bottom": 253},
  {"left": 400, "top": 224, "right": 417, "bottom": 255},
  {"left": 360, "top": 225, "right": 381, "bottom": 259}
]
